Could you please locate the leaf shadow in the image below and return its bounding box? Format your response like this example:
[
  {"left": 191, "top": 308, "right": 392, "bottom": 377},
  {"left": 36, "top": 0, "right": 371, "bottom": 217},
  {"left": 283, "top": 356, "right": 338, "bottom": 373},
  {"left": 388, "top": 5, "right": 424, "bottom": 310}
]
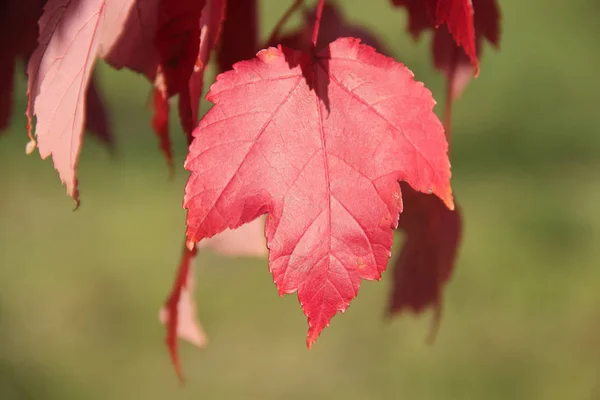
[{"left": 280, "top": 45, "right": 331, "bottom": 113}]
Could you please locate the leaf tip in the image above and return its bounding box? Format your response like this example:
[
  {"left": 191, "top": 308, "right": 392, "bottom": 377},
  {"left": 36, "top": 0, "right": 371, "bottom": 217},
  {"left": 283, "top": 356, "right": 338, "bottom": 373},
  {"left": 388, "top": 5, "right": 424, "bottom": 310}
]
[
  {"left": 473, "top": 62, "right": 480, "bottom": 78},
  {"left": 305, "top": 322, "right": 326, "bottom": 349},
  {"left": 306, "top": 333, "right": 316, "bottom": 349},
  {"left": 443, "top": 190, "right": 455, "bottom": 211},
  {"left": 186, "top": 239, "right": 196, "bottom": 251},
  {"left": 25, "top": 139, "right": 37, "bottom": 155},
  {"left": 165, "top": 333, "right": 186, "bottom": 384}
]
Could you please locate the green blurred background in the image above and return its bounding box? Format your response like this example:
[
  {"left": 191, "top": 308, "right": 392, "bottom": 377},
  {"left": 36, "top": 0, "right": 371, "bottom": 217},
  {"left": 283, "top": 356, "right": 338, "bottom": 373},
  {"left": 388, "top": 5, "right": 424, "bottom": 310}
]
[{"left": 1, "top": 0, "right": 600, "bottom": 398}]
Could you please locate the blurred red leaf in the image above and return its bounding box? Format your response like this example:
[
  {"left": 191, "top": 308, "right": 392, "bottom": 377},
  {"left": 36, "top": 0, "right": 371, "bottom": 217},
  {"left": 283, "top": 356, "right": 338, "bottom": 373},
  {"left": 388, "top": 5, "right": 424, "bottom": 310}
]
[
  {"left": 391, "top": 0, "right": 477, "bottom": 68},
  {"left": 152, "top": 0, "right": 226, "bottom": 153},
  {"left": 155, "top": 0, "right": 207, "bottom": 97},
  {"left": 389, "top": 183, "right": 462, "bottom": 337},
  {"left": 434, "top": 0, "right": 500, "bottom": 100},
  {"left": 162, "top": 216, "right": 266, "bottom": 380},
  {"left": 85, "top": 73, "right": 114, "bottom": 149},
  {"left": 184, "top": 38, "right": 453, "bottom": 346},
  {"left": 151, "top": 85, "right": 174, "bottom": 172},
  {"left": 273, "top": 2, "right": 390, "bottom": 56},
  {"left": 392, "top": 0, "right": 500, "bottom": 133},
  {"left": 102, "top": 0, "right": 161, "bottom": 80},
  {"left": 0, "top": 0, "right": 44, "bottom": 132},
  {"left": 188, "top": 0, "right": 226, "bottom": 128},
  {"left": 216, "top": 0, "right": 258, "bottom": 72},
  {"left": 391, "top": 0, "right": 436, "bottom": 39},
  {"left": 161, "top": 244, "right": 206, "bottom": 382},
  {"left": 435, "top": 0, "right": 477, "bottom": 71}
]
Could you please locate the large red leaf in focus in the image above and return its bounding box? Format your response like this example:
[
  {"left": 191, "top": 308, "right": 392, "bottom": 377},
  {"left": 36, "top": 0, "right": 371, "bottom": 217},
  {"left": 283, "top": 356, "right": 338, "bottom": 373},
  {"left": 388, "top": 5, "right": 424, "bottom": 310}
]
[
  {"left": 216, "top": 0, "right": 258, "bottom": 72},
  {"left": 389, "top": 182, "right": 461, "bottom": 335},
  {"left": 184, "top": 38, "right": 453, "bottom": 345},
  {"left": 26, "top": 0, "right": 147, "bottom": 201}
]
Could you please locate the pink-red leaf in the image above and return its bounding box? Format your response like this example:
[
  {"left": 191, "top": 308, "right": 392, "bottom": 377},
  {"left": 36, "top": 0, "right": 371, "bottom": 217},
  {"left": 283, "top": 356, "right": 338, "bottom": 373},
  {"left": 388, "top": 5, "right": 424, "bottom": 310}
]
[
  {"left": 388, "top": 183, "right": 461, "bottom": 336},
  {"left": 184, "top": 38, "right": 453, "bottom": 346},
  {"left": 102, "top": 0, "right": 161, "bottom": 80},
  {"left": 26, "top": 0, "right": 149, "bottom": 201}
]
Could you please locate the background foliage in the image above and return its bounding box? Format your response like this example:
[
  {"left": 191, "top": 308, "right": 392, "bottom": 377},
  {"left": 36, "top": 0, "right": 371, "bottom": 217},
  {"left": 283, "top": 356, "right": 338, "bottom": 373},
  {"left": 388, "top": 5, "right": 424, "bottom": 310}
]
[{"left": 1, "top": 0, "right": 599, "bottom": 398}]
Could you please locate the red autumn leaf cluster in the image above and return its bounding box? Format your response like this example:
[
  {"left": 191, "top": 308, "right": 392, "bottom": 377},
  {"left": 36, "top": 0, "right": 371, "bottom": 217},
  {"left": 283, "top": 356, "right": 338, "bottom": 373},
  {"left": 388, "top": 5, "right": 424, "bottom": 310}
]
[
  {"left": 391, "top": 0, "right": 501, "bottom": 128},
  {"left": 0, "top": 0, "right": 501, "bottom": 382}
]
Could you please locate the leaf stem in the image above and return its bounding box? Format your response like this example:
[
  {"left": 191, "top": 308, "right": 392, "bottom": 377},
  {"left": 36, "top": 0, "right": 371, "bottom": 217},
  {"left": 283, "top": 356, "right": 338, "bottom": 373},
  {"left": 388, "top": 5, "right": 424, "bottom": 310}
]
[
  {"left": 267, "top": 0, "right": 304, "bottom": 46},
  {"left": 311, "top": 0, "right": 326, "bottom": 50}
]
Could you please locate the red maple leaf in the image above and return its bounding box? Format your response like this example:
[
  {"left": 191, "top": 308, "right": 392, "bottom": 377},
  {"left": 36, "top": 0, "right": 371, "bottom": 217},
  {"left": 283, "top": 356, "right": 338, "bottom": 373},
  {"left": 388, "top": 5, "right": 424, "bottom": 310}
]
[
  {"left": 26, "top": 0, "right": 152, "bottom": 202},
  {"left": 388, "top": 182, "right": 462, "bottom": 338},
  {"left": 184, "top": 38, "right": 453, "bottom": 346}
]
